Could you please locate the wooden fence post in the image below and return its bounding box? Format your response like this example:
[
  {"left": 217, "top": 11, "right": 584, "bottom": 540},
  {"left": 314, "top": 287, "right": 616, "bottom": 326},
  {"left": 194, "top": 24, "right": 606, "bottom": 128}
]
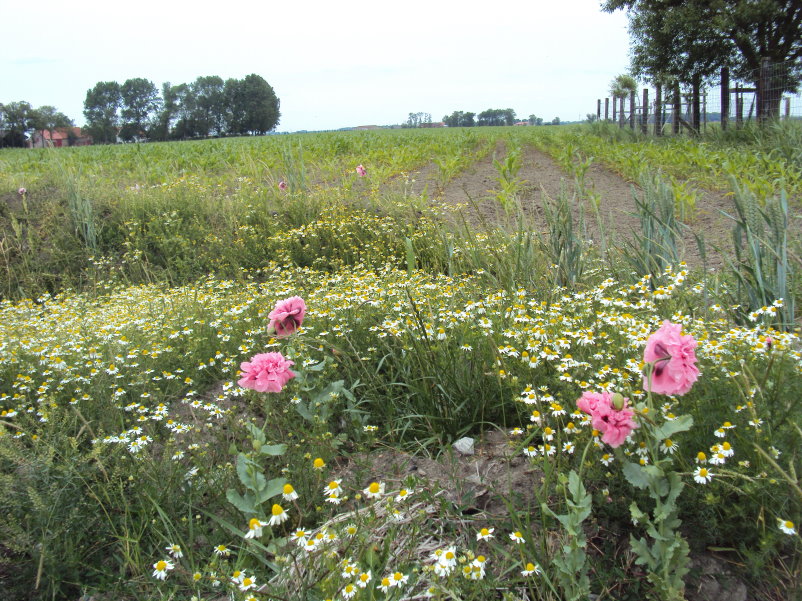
[
  {"left": 605, "top": 97, "right": 610, "bottom": 121},
  {"left": 655, "top": 83, "right": 663, "bottom": 136},
  {"left": 597, "top": 99, "right": 601, "bottom": 121},
  {"left": 721, "top": 67, "right": 730, "bottom": 131},
  {"left": 641, "top": 88, "right": 649, "bottom": 134},
  {"left": 630, "top": 90, "right": 636, "bottom": 130},
  {"left": 692, "top": 75, "right": 701, "bottom": 134},
  {"left": 619, "top": 97, "right": 625, "bottom": 128},
  {"left": 786, "top": 97, "right": 791, "bottom": 120},
  {"left": 612, "top": 97, "right": 616, "bottom": 122},
  {"left": 736, "top": 84, "right": 743, "bottom": 128},
  {"left": 673, "top": 84, "right": 681, "bottom": 135}
]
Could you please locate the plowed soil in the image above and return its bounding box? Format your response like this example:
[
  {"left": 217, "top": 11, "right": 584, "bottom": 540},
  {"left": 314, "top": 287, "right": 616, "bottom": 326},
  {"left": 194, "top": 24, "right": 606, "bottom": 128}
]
[{"left": 405, "top": 142, "right": 744, "bottom": 270}]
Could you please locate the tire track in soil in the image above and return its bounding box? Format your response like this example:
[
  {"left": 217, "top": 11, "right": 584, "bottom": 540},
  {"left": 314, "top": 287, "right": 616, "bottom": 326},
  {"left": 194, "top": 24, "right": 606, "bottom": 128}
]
[{"left": 406, "top": 142, "right": 739, "bottom": 270}]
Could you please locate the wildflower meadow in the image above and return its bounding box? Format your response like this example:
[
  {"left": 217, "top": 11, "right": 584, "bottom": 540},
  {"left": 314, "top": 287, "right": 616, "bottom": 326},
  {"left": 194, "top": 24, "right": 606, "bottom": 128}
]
[{"left": 1, "top": 124, "right": 801, "bottom": 601}]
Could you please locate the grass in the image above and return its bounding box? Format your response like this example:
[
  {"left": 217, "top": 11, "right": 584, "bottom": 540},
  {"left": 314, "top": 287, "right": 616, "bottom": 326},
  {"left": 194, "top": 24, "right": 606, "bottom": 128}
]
[{"left": 0, "top": 124, "right": 801, "bottom": 601}]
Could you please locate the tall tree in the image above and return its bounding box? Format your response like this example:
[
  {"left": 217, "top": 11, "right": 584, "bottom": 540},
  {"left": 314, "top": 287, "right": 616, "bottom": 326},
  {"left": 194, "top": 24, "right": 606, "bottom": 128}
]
[
  {"left": 120, "top": 78, "right": 160, "bottom": 141},
  {"left": 151, "top": 82, "right": 180, "bottom": 141},
  {"left": 84, "top": 81, "right": 122, "bottom": 144},
  {"left": 602, "top": 0, "right": 802, "bottom": 116},
  {"left": 224, "top": 74, "right": 280, "bottom": 135},
  {"left": 191, "top": 76, "right": 226, "bottom": 137},
  {"left": 1, "top": 101, "right": 34, "bottom": 147}
]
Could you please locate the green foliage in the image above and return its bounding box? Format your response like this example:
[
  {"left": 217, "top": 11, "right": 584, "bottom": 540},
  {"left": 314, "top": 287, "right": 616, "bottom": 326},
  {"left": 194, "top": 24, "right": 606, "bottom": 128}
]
[
  {"left": 622, "top": 173, "right": 685, "bottom": 282},
  {"left": 724, "top": 178, "right": 796, "bottom": 330}
]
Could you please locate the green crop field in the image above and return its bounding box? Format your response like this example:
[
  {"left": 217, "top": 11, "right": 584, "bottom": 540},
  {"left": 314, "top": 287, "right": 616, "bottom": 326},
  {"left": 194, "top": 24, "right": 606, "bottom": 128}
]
[{"left": 1, "top": 124, "right": 800, "bottom": 601}]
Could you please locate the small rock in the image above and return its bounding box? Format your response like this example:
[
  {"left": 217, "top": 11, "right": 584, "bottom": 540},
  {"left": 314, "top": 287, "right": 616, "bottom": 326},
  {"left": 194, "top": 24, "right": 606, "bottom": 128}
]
[{"left": 453, "top": 437, "right": 475, "bottom": 456}]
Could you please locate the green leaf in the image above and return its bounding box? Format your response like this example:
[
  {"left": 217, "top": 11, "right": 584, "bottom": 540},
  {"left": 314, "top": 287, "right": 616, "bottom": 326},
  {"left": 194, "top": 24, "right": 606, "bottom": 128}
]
[
  {"left": 654, "top": 414, "right": 694, "bottom": 440},
  {"left": 245, "top": 421, "right": 266, "bottom": 444},
  {"left": 259, "top": 443, "right": 288, "bottom": 456},
  {"left": 256, "top": 477, "right": 287, "bottom": 505},
  {"left": 623, "top": 461, "right": 650, "bottom": 489},
  {"left": 630, "top": 534, "right": 656, "bottom": 569},
  {"left": 236, "top": 453, "right": 267, "bottom": 493},
  {"left": 226, "top": 488, "right": 255, "bottom": 514},
  {"left": 294, "top": 401, "right": 313, "bottom": 421}
]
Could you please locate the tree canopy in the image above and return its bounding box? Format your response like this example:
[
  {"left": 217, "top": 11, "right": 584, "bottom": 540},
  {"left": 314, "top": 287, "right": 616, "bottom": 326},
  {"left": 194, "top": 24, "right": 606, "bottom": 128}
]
[
  {"left": 80, "top": 74, "right": 280, "bottom": 143},
  {"left": 602, "top": 0, "right": 802, "bottom": 96}
]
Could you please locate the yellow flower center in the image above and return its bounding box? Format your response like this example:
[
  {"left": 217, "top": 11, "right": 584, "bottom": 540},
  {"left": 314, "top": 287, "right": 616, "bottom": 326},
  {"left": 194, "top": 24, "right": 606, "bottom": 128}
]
[
  {"left": 248, "top": 518, "right": 260, "bottom": 530},
  {"left": 283, "top": 484, "right": 294, "bottom": 494},
  {"left": 155, "top": 561, "right": 167, "bottom": 571},
  {"left": 313, "top": 458, "right": 325, "bottom": 468},
  {"left": 526, "top": 563, "right": 535, "bottom": 571},
  {"left": 368, "top": 482, "right": 380, "bottom": 494},
  {"left": 271, "top": 504, "right": 284, "bottom": 516},
  {"left": 699, "top": 469, "right": 709, "bottom": 477}
]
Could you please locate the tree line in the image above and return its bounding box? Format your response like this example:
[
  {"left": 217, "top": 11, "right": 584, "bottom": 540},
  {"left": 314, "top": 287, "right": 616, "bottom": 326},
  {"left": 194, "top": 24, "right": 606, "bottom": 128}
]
[
  {"left": 0, "top": 73, "right": 280, "bottom": 147},
  {"left": 442, "top": 109, "right": 557, "bottom": 127},
  {"left": 84, "top": 74, "right": 280, "bottom": 143},
  {"left": 602, "top": 0, "right": 802, "bottom": 117}
]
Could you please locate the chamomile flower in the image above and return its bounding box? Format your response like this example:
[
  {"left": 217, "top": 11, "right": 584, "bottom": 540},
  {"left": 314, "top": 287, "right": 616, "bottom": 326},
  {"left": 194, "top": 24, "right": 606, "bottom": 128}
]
[
  {"left": 239, "top": 574, "right": 257, "bottom": 591},
  {"left": 282, "top": 483, "right": 299, "bottom": 501},
  {"left": 292, "top": 529, "right": 309, "bottom": 546},
  {"left": 395, "top": 488, "right": 413, "bottom": 503},
  {"left": 661, "top": 439, "right": 678, "bottom": 454},
  {"left": 521, "top": 562, "right": 542, "bottom": 576},
  {"left": 214, "top": 544, "right": 230, "bottom": 556},
  {"left": 695, "top": 452, "right": 707, "bottom": 464},
  {"left": 364, "top": 481, "right": 385, "bottom": 499},
  {"left": 378, "top": 576, "right": 393, "bottom": 593},
  {"left": 600, "top": 453, "right": 614, "bottom": 466},
  {"left": 357, "top": 570, "right": 372, "bottom": 587},
  {"left": 244, "top": 518, "right": 267, "bottom": 539},
  {"left": 342, "top": 583, "right": 357, "bottom": 599},
  {"left": 509, "top": 531, "right": 525, "bottom": 544},
  {"left": 324, "top": 479, "right": 343, "bottom": 496},
  {"left": 466, "top": 555, "right": 487, "bottom": 580},
  {"left": 693, "top": 466, "right": 713, "bottom": 484},
  {"left": 523, "top": 445, "right": 538, "bottom": 458},
  {"left": 476, "top": 527, "right": 495, "bottom": 541},
  {"left": 313, "top": 457, "right": 326, "bottom": 470},
  {"left": 165, "top": 543, "right": 182, "bottom": 558},
  {"left": 152, "top": 559, "right": 174, "bottom": 580},
  {"left": 390, "top": 571, "right": 408, "bottom": 586},
  {"left": 268, "top": 503, "right": 289, "bottom": 526},
  {"left": 778, "top": 519, "right": 796, "bottom": 535}
]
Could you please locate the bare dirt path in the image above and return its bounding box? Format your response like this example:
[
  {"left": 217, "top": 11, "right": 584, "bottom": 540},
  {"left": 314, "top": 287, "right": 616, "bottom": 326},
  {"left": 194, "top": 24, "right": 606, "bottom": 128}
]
[{"left": 404, "top": 142, "right": 741, "bottom": 271}]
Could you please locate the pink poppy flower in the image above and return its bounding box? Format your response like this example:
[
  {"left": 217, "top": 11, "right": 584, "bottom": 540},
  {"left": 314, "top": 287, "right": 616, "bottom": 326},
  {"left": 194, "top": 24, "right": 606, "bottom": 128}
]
[
  {"left": 238, "top": 352, "right": 295, "bottom": 393},
  {"left": 576, "top": 391, "right": 637, "bottom": 448},
  {"left": 18, "top": 187, "right": 26, "bottom": 195},
  {"left": 278, "top": 180, "right": 288, "bottom": 191},
  {"left": 356, "top": 165, "right": 367, "bottom": 177},
  {"left": 268, "top": 296, "right": 306, "bottom": 337},
  {"left": 643, "top": 320, "right": 699, "bottom": 396}
]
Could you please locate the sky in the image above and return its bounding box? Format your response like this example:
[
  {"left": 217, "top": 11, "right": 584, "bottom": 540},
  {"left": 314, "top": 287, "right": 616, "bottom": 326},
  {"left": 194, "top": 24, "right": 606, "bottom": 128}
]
[{"left": 2, "top": 0, "right": 632, "bottom": 133}]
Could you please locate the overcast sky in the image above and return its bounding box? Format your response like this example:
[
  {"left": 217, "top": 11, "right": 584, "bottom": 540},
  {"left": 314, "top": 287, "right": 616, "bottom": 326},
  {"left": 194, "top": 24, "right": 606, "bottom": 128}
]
[{"left": 2, "top": 0, "right": 631, "bottom": 132}]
